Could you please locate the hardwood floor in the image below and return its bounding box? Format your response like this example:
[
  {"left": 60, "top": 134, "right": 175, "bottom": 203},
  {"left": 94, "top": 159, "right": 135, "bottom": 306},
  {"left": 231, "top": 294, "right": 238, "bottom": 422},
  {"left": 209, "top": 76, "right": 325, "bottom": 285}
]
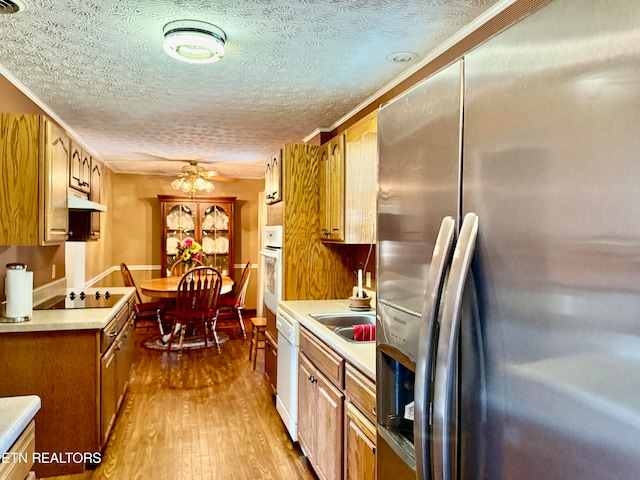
[{"left": 44, "top": 328, "right": 316, "bottom": 480}]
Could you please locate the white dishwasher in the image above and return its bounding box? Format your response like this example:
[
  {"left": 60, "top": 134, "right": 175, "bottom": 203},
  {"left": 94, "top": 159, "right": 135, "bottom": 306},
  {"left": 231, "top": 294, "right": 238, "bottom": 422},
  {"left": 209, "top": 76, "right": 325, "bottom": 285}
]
[{"left": 275, "top": 307, "right": 300, "bottom": 441}]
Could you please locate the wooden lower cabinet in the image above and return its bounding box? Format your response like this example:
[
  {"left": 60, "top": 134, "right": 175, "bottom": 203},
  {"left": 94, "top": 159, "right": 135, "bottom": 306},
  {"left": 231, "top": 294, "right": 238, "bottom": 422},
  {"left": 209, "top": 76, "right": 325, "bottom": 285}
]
[
  {"left": 0, "top": 420, "right": 36, "bottom": 480},
  {"left": 100, "top": 315, "right": 135, "bottom": 445},
  {"left": 0, "top": 297, "right": 136, "bottom": 478},
  {"left": 344, "top": 402, "right": 376, "bottom": 480},
  {"left": 264, "top": 330, "right": 278, "bottom": 395},
  {"left": 298, "top": 352, "right": 344, "bottom": 480},
  {"left": 344, "top": 363, "right": 377, "bottom": 479},
  {"left": 298, "top": 326, "right": 377, "bottom": 480}
]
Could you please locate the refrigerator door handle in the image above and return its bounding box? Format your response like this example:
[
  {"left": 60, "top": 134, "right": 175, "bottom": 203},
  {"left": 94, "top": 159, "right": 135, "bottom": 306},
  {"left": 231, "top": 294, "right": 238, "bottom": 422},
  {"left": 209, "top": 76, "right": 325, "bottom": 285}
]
[
  {"left": 432, "top": 212, "right": 479, "bottom": 480},
  {"left": 415, "top": 216, "right": 456, "bottom": 480}
]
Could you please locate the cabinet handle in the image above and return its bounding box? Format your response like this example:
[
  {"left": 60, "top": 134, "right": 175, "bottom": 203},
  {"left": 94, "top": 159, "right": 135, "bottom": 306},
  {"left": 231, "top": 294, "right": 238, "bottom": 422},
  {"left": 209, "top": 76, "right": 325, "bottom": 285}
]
[
  {"left": 371, "top": 407, "right": 377, "bottom": 417},
  {"left": 109, "top": 332, "right": 117, "bottom": 337},
  {"left": 123, "top": 333, "right": 128, "bottom": 339},
  {"left": 116, "top": 346, "right": 121, "bottom": 351}
]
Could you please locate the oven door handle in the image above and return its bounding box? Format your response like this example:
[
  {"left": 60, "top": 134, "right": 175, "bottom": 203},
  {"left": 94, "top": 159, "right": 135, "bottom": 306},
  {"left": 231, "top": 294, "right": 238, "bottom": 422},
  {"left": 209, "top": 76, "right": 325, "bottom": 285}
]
[{"left": 259, "top": 248, "right": 280, "bottom": 259}]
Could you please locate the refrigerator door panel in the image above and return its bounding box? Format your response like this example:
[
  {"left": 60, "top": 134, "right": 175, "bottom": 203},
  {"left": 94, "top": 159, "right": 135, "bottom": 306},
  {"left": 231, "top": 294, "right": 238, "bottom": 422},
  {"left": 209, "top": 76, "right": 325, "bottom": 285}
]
[
  {"left": 463, "top": 0, "right": 640, "bottom": 478},
  {"left": 377, "top": 60, "right": 463, "bottom": 480},
  {"left": 377, "top": 60, "right": 462, "bottom": 319}
]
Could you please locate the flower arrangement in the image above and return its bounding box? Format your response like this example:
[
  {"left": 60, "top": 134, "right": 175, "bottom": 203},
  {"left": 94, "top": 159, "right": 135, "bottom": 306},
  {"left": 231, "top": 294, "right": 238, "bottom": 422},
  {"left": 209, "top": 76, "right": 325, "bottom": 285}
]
[{"left": 175, "top": 238, "right": 203, "bottom": 265}]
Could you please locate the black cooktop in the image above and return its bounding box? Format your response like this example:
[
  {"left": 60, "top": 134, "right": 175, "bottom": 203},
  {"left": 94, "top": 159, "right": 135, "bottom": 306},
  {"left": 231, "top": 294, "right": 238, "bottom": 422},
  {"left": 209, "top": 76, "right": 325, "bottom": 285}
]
[{"left": 34, "top": 291, "right": 124, "bottom": 310}]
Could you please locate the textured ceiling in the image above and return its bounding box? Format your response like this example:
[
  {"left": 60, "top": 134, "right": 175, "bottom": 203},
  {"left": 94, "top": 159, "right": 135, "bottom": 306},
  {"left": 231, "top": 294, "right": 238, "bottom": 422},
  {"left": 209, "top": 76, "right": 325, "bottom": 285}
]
[{"left": 0, "top": 0, "right": 500, "bottom": 178}]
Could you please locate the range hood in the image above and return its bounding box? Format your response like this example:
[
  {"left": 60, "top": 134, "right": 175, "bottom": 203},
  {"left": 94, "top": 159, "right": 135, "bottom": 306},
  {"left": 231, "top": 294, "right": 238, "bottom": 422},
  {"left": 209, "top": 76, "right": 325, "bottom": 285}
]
[{"left": 68, "top": 193, "right": 107, "bottom": 212}]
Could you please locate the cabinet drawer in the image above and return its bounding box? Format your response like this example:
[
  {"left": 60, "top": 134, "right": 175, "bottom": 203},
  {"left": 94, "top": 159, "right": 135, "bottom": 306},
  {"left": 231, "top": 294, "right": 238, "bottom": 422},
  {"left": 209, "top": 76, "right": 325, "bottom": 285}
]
[
  {"left": 0, "top": 420, "right": 35, "bottom": 480},
  {"left": 100, "top": 301, "right": 130, "bottom": 353},
  {"left": 300, "top": 327, "right": 344, "bottom": 389},
  {"left": 345, "top": 363, "right": 376, "bottom": 424}
]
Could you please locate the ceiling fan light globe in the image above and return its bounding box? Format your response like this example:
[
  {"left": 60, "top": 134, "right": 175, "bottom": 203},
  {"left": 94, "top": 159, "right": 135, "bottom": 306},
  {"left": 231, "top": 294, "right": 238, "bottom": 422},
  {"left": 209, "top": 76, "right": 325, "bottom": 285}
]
[
  {"left": 195, "top": 177, "right": 207, "bottom": 190},
  {"left": 205, "top": 182, "right": 215, "bottom": 193},
  {"left": 171, "top": 178, "right": 183, "bottom": 190}
]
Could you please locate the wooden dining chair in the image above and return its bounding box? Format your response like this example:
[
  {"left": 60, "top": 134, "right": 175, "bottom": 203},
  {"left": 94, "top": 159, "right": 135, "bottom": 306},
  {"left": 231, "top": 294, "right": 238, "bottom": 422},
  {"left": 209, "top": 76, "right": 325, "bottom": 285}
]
[
  {"left": 120, "top": 263, "right": 167, "bottom": 335},
  {"left": 164, "top": 266, "right": 223, "bottom": 356},
  {"left": 216, "top": 261, "right": 251, "bottom": 340},
  {"left": 170, "top": 258, "right": 204, "bottom": 277}
]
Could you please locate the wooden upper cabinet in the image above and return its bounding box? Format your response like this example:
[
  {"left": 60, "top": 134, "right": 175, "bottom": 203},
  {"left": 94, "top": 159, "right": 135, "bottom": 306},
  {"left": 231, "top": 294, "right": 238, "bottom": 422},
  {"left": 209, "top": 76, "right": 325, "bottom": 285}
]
[
  {"left": 89, "top": 159, "right": 102, "bottom": 239},
  {"left": 343, "top": 111, "right": 377, "bottom": 244},
  {"left": 69, "top": 141, "right": 91, "bottom": 194},
  {"left": 319, "top": 111, "right": 378, "bottom": 244},
  {"left": 0, "top": 113, "right": 69, "bottom": 246},
  {"left": 318, "top": 134, "right": 345, "bottom": 241},
  {"left": 265, "top": 149, "right": 282, "bottom": 204}
]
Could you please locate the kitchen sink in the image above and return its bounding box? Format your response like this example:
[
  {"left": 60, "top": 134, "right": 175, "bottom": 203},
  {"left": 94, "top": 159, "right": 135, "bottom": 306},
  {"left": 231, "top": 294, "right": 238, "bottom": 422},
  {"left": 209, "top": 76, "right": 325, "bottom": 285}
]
[
  {"left": 310, "top": 313, "right": 375, "bottom": 328},
  {"left": 310, "top": 313, "right": 376, "bottom": 343}
]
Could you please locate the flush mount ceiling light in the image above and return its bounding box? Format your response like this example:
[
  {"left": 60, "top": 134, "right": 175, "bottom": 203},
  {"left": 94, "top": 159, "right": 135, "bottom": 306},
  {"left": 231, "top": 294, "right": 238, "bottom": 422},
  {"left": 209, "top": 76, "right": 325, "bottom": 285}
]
[
  {"left": 163, "top": 19, "right": 226, "bottom": 64},
  {"left": 0, "top": 0, "right": 27, "bottom": 15}
]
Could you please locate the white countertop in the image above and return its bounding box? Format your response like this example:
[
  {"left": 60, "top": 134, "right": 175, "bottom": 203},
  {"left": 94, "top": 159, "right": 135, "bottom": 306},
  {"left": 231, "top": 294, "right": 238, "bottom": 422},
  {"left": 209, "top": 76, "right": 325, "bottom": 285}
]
[
  {"left": 0, "top": 288, "right": 135, "bottom": 333},
  {"left": 279, "top": 299, "right": 376, "bottom": 381},
  {"left": 0, "top": 395, "right": 41, "bottom": 456}
]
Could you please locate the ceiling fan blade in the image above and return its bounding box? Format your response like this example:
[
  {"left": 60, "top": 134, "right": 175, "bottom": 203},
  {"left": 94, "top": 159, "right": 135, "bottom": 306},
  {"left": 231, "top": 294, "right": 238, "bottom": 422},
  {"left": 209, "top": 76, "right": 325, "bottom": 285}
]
[{"left": 204, "top": 171, "right": 239, "bottom": 182}]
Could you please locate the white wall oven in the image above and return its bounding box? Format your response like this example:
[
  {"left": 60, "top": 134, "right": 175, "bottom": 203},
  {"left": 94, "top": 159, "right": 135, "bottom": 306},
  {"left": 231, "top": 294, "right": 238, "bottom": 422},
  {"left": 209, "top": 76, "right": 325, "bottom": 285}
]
[{"left": 259, "top": 225, "right": 283, "bottom": 314}]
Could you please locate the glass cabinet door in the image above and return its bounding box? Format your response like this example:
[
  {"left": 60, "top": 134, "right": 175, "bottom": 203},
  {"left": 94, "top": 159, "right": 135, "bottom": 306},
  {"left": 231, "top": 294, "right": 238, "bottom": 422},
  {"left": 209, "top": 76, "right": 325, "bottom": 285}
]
[
  {"left": 201, "top": 205, "right": 231, "bottom": 275},
  {"left": 165, "top": 204, "right": 196, "bottom": 275}
]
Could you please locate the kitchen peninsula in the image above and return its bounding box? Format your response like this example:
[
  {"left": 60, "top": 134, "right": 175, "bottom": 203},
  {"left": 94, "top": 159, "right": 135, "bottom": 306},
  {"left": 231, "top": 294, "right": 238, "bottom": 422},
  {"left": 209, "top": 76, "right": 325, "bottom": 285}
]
[{"left": 0, "top": 287, "right": 135, "bottom": 478}]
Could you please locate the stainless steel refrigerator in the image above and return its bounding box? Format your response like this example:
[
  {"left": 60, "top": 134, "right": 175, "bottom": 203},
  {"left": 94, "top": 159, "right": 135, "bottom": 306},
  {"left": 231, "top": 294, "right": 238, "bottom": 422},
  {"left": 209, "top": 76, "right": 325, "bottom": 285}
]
[{"left": 376, "top": 0, "right": 640, "bottom": 479}]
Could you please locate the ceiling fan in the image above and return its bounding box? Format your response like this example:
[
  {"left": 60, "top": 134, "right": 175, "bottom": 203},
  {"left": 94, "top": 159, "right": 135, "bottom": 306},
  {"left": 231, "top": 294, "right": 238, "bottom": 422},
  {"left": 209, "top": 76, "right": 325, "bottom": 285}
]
[
  {"left": 139, "top": 154, "right": 239, "bottom": 194},
  {"left": 171, "top": 159, "right": 238, "bottom": 194}
]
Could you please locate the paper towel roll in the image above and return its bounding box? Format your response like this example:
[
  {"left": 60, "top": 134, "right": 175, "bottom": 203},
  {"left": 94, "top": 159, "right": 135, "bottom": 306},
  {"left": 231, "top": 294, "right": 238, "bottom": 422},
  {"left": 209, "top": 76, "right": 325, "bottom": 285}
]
[{"left": 5, "top": 266, "right": 32, "bottom": 319}]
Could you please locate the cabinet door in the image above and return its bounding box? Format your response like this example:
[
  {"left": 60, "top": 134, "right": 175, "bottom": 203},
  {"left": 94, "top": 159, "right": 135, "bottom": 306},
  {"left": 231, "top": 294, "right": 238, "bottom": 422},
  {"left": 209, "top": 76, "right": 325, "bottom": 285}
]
[
  {"left": 264, "top": 330, "right": 278, "bottom": 396},
  {"left": 163, "top": 202, "right": 197, "bottom": 276},
  {"left": 201, "top": 203, "right": 232, "bottom": 275},
  {"left": 318, "top": 143, "right": 330, "bottom": 239},
  {"left": 297, "top": 353, "right": 316, "bottom": 462},
  {"left": 265, "top": 150, "right": 282, "bottom": 204},
  {"left": 319, "top": 135, "right": 345, "bottom": 242},
  {"left": 100, "top": 345, "right": 117, "bottom": 446},
  {"left": 344, "top": 402, "right": 376, "bottom": 480},
  {"left": 69, "top": 142, "right": 84, "bottom": 191},
  {"left": 80, "top": 149, "right": 91, "bottom": 193},
  {"left": 116, "top": 318, "right": 135, "bottom": 410},
  {"left": 315, "top": 369, "right": 345, "bottom": 480},
  {"left": 89, "top": 160, "right": 102, "bottom": 240},
  {"left": 43, "top": 120, "right": 70, "bottom": 244}
]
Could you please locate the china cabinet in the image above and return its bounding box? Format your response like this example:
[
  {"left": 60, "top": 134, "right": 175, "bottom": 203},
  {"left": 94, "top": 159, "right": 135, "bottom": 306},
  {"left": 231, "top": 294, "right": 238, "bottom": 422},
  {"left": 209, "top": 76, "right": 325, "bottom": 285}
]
[
  {"left": 159, "top": 195, "right": 236, "bottom": 278},
  {"left": 0, "top": 113, "right": 69, "bottom": 246}
]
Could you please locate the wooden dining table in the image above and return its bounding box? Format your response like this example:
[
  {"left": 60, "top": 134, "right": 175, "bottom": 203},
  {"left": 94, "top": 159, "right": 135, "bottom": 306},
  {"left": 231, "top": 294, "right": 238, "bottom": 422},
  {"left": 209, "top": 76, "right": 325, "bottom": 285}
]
[{"left": 139, "top": 275, "right": 234, "bottom": 299}]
